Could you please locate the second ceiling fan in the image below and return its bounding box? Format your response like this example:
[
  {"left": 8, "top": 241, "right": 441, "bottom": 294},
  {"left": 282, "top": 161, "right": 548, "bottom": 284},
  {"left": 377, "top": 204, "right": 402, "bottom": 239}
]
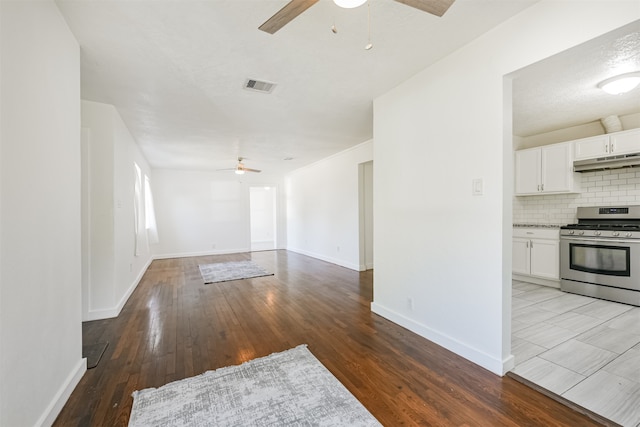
[
  {"left": 219, "top": 157, "right": 262, "bottom": 175},
  {"left": 259, "top": 0, "right": 456, "bottom": 34}
]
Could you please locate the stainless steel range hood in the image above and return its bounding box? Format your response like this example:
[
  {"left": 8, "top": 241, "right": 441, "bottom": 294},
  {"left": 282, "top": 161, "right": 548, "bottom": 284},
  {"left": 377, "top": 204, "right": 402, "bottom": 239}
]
[{"left": 574, "top": 153, "right": 640, "bottom": 172}]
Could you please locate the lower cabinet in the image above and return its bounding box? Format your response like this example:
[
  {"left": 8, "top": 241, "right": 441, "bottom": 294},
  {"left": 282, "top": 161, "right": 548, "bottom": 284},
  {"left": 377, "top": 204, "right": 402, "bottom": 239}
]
[{"left": 513, "top": 228, "right": 559, "bottom": 281}]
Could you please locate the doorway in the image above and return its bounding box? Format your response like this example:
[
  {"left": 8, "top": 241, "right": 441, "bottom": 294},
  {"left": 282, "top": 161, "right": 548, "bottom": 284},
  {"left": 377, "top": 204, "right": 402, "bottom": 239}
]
[{"left": 249, "top": 186, "right": 277, "bottom": 251}]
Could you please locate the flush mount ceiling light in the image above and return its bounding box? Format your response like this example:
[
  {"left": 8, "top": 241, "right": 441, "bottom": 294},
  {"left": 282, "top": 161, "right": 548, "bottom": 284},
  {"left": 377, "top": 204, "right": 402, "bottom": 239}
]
[
  {"left": 334, "top": 0, "right": 367, "bottom": 8},
  {"left": 598, "top": 71, "right": 640, "bottom": 95}
]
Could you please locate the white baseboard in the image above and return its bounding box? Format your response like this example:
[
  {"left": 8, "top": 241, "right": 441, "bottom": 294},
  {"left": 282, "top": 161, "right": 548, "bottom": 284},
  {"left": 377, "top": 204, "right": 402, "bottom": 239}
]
[
  {"left": 36, "top": 357, "right": 87, "bottom": 427},
  {"left": 370, "top": 302, "right": 511, "bottom": 376},
  {"left": 287, "top": 247, "right": 360, "bottom": 271},
  {"left": 85, "top": 306, "right": 119, "bottom": 321},
  {"left": 84, "top": 258, "right": 153, "bottom": 321},
  {"left": 502, "top": 353, "right": 515, "bottom": 375},
  {"left": 512, "top": 274, "right": 560, "bottom": 288},
  {"left": 153, "top": 247, "right": 251, "bottom": 260}
]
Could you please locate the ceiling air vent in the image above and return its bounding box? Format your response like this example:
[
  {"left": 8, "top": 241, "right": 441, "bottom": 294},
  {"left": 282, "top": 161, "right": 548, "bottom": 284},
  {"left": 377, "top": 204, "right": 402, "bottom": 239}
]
[{"left": 244, "top": 78, "right": 276, "bottom": 94}]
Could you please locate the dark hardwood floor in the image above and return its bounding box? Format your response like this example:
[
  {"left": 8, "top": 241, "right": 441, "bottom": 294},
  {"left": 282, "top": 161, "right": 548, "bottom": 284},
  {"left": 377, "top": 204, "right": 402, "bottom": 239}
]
[{"left": 54, "top": 250, "right": 605, "bottom": 426}]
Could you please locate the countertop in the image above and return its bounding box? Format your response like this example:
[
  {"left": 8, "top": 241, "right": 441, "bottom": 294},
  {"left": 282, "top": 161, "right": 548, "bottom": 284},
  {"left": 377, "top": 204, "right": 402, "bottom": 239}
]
[{"left": 513, "top": 223, "right": 564, "bottom": 229}]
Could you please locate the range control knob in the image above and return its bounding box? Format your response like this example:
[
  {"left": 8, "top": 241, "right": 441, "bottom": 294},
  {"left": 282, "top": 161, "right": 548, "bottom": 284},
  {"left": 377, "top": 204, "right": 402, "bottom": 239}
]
[
  {"left": 595, "top": 231, "right": 601, "bottom": 236},
  {"left": 579, "top": 231, "right": 585, "bottom": 236},
  {"left": 612, "top": 231, "right": 620, "bottom": 237},
  {"left": 627, "top": 232, "right": 633, "bottom": 238},
  {"left": 569, "top": 230, "right": 575, "bottom": 235}
]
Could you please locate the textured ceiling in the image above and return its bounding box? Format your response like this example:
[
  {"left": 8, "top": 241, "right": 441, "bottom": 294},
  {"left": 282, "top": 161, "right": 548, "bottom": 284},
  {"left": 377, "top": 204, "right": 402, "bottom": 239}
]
[
  {"left": 56, "top": 1, "right": 639, "bottom": 176},
  {"left": 512, "top": 20, "right": 640, "bottom": 137},
  {"left": 56, "top": 0, "right": 538, "bottom": 175}
]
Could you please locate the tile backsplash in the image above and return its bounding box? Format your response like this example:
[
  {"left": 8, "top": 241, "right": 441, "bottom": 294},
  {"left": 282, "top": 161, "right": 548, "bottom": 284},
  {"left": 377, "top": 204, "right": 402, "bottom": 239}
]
[{"left": 513, "top": 169, "right": 640, "bottom": 225}]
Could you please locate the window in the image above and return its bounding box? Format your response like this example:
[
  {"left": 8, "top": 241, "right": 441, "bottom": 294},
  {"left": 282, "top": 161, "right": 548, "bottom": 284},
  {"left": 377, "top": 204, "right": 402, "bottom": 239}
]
[
  {"left": 134, "top": 163, "right": 144, "bottom": 255},
  {"left": 144, "top": 174, "right": 159, "bottom": 244},
  {"left": 134, "top": 164, "right": 160, "bottom": 255}
]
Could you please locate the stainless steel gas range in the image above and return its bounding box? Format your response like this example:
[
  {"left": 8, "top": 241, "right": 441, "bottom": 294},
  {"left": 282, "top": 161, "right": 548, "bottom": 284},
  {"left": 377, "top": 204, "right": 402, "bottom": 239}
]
[{"left": 560, "top": 206, "right": 640, "bottom": 306}]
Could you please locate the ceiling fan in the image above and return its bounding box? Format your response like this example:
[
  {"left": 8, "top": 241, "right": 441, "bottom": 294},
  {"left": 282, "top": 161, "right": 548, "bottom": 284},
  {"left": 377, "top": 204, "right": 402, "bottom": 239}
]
[
  {"left": 219, "top": 157, "right": 262, "bottom": 175},
  {"left": 259, "top": 0, "right": 455, "bottom": 34}
]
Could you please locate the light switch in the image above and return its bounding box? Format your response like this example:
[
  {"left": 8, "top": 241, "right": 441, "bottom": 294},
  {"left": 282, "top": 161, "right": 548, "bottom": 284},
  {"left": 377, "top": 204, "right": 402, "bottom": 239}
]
[{"left": 472, "top": 178, "right": 483, "bottom": 196}]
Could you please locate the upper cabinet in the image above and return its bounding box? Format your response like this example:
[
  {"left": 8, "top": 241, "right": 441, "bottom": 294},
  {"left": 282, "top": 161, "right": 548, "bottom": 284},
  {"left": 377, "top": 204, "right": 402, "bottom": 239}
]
[
  {"left": 574, "top": 128, "right": 640, "bottom": 160},
  {"left": 515, "top": 128, "right": 640, "bottom": 197},
  {"left": 515, "top": 142, "right": 579, "bottom": 196}
]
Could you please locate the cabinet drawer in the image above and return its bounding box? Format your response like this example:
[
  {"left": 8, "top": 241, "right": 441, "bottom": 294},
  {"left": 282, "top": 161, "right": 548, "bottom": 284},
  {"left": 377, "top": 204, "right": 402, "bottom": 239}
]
[{"left": 513, "top": 227, "right": 559, "bottom": 239}]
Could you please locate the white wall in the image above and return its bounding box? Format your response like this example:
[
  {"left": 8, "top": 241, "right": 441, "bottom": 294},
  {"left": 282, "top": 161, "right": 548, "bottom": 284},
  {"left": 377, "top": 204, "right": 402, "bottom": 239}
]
[
  {"left": 372, "top": 1, "right": 639, "bottom": 375},
  {"left": 250, "top": 186, "right": 277, "bottom": 251},
  {"left": 152, "top": 169, "right": 286, "bottom": 258},
  {"left": 81, "top": 101, "right": 115, "bottom": 316},
  {"left": 0, "top": 2, "right": 85, "bottom": 425},
  {"left": 113, "top": 106, "right": 154, "bottom": 312},
  {"left": 81, "top": 100, "right": 153, "bottom": 321},
  {"left": 286, "top": 140, "right": 373, "bottom": 271},
  {"left": 0, "top": 4, "right": 4, "bottom": 422}
]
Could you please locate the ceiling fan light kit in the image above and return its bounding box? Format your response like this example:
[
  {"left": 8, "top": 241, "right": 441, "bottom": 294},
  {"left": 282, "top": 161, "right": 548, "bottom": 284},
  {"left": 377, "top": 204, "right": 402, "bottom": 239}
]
[
  {"left": 598, "top": 71, "right": 640, "bottom": 95},
  {"left": 219, "top": 157, "right": 261, "bottom": 174},
  {"left": 333, "top": 0, "right": 367, "bottom": 8},
  {"left": 364, "top": 1, "right": 372, "bottom": 50}
]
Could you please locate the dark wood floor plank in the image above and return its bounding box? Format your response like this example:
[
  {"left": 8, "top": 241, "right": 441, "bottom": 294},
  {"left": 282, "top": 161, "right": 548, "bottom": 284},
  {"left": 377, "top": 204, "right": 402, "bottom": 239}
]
[{"left": 54, "top": 250, "right": 607, "bottom": 426}]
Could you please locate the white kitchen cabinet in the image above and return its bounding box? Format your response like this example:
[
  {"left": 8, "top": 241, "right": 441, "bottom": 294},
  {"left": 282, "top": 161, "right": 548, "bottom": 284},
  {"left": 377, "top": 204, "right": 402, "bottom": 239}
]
[
  {"left": 512, "top": 237, "right": 531, "bottom": 276},
  {"left": 574, "top": 128, "right": 640, "bottom": 160},
  {"left": 574, "top": 135, "right": 609, "bottom": 160},
  {"left": 514, "top": 149, "right": 540, "bottom": 194},
  {"left": 529, "top": 238, "right": 559, "bottom": 280},
  {"left": 611, "top": 128, "right": 640, "bottom": 156},
  {"left": 513, "top": 228, "right": 559, "bottom": 281},
  {"left": 515, "top": 142, "right": 579, "bottom": 196}
]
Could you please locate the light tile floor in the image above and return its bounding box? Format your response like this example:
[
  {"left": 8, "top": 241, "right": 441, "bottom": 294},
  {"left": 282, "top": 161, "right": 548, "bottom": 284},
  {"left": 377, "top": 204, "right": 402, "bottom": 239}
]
[{"left": 511, "top": 280, "right": 640, "bottom": 427}]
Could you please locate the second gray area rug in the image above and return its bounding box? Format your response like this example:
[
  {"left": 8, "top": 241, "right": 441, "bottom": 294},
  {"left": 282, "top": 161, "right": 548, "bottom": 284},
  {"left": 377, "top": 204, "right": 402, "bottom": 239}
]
[
  {"left": 198, "top": 260, "right": 273, "bottom": 284},
  {"left": 129, "top": 344, "right": 381, "bottom": 426}
]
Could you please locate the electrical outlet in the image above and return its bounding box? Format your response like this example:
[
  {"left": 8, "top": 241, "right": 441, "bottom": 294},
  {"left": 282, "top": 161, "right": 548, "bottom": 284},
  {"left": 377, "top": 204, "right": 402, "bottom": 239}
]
[
  {"left": 212, "top": 243, "right": 216, "bottom": 249},
  {"left": 337, "top": 246, "right": 340, "bottom": 252},
  {"left": 407, "top": 297, "right": 414, "bottom": 310},
  {"left": 472, "top": 178, "right": 483, "bottom": 196}
]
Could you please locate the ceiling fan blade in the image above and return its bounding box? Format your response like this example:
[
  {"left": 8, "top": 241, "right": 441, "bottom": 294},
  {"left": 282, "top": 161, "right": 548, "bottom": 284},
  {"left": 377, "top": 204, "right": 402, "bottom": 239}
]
[
  {"left": 394, "top": 0, "right": 455, "bottom": 17},
  {"left": 243, "top": 168, "right": 262, "bottom": 173},
  {"left": 259, "top": 0, "right": 319, "bottom": 34}
]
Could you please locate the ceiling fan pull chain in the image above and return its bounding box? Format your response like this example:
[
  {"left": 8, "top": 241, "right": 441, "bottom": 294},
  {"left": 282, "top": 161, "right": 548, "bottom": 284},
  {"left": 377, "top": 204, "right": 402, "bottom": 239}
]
[{"left": 365, "top": 1, "right": 373, "bottom": 50}]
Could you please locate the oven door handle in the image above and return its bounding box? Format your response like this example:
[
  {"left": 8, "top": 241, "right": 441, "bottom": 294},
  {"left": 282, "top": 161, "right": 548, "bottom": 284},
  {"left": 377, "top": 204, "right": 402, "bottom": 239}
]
[{"left": 561, "top": 237, "right": 639, "bottom": 245}]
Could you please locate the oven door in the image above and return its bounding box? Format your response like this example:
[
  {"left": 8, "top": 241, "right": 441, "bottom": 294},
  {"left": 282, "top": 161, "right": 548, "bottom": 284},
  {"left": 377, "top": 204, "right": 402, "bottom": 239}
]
[{"left": 560, "top": 237, "right": 640, "bottom": 291}]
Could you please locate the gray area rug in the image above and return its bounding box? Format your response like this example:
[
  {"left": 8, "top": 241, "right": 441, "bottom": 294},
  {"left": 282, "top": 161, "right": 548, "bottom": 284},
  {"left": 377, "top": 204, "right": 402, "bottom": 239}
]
[
  {"left": 129, "top": 345, "right": 381, "bottom": 427},
  {"left": 198, "top": 260, "right": 273, "bottom": 284}
]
